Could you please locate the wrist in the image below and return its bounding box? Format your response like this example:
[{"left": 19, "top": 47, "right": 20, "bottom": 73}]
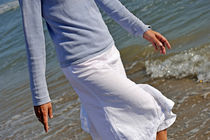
[
  {"left": 142, "top": 25, "right": 152, "bottom": 38},
  {"left": 143, "top": 29, "right": 153, "bottom": 40}
]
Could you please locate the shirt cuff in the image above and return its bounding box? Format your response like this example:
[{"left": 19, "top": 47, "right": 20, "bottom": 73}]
[
  {"left": 32, "top": 95, "right": 51, "bottom": 106},
  {"left": 134, "top": 23, "right": 152, "bottom": 38}
]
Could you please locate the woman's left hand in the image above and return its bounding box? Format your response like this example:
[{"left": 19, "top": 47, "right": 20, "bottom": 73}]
[{"left": 143, "top": 29, "right": 171, "bottom": 54}]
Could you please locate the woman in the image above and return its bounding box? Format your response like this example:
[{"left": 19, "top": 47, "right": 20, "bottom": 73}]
[{"left": 18, "top": 0, "right": 176, "bottom": 139}]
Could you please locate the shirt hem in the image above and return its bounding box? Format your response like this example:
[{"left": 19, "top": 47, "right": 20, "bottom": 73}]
[{"left": 60, "top": 41, "right": 115, "bottom": 68}]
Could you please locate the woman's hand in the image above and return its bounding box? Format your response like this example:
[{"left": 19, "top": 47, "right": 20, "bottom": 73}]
[
  {"left": 143, "top": 29, "right": 171, "bottom": 54},
  {"left": 34, "top": 102, "right": 53, "bottom": 132}
]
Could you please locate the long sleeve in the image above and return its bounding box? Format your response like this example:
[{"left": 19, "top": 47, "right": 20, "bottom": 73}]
[
  {"left": 19, "top": 0, "right": 50, "bottom": 106},
  {"left": 95, "top": 0, "right": 151, "bottom": 37}
]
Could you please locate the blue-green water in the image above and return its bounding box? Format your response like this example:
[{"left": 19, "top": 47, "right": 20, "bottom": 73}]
[{"left": 0, "top": 0, "right": 210, "bottom": 139}]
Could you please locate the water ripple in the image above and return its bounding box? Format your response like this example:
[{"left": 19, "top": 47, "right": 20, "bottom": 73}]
[{"left": 0, "top": 1, "right": 19, "bottom": 15}]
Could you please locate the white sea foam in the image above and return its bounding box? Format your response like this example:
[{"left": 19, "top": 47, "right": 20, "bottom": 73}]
[
  {"left": 145, "top": 45, "right": 210, "bottom": 82},
  {"left": 0, "top": 1, "right": 19, "bottom": 15}
]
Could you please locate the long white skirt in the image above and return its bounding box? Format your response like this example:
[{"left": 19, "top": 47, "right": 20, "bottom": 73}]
[{"left": 61, "top": 44, "right": 176, "bottom": 140}]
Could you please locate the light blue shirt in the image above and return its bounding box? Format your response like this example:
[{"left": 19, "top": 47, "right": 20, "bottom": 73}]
[{"left": 18, "top": 0, "right": 151, "bottom": 106}]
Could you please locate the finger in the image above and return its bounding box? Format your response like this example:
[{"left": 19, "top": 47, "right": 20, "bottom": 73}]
[
  {"left": 156, "top": 33, "right": 171, "bottom": 49},
  {"left": 156, "top": 41, "right": 166, "bottom": 54},
  {"left": 34, "top": 107, "right": 42, "bottom": 121},
  {"left": 160, "top": 38, "right": 171, "bottom": 50},
  {"left": 161, "top": 46, "right": 166, "bottom": 54},
  {"left": 154, "top": 42, "right": 163, "bottom": 54},
  {"left": 163, "top": 39, "right": 171, "bottom": 49},
  {"left": 37, "top": 110, "right": 44, "bottom": 125},
  {"left": 38, "top": 118, "right": 44, "bottom": 125},
  {"left": 48, "top": 104, "right": 53, "bottom": 119},
  {"left": 159, "top": 45, "right": 165, "bottom": 54},
  {"left": 152, "top": 42, "right": 158, "bottom": 51},
  {"left": 43, "top": 110, "right": 49, "bottom": 132},
  {"left": 154, "top": 38, "right": 164, "bottom": 54}
]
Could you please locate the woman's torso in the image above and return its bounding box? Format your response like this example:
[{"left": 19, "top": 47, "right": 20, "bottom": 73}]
[{"left": 41, "top": 0, "right": 114, "bottom": 67}]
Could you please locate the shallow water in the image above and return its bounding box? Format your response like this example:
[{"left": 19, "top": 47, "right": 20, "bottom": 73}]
[
  {"left": 121, "top": 45, "right": 210, "bottom": 140},
  {"left": 0, "top": 0, "right": 210, "bottom": 139}
]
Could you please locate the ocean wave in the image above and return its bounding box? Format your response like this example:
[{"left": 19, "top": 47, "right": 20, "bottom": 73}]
[
  {"left": 145, "top": 44, "right": 210, "bottom": 82},
  {"left": 0, "top": 1, "right": 19, "bottom": 15}
]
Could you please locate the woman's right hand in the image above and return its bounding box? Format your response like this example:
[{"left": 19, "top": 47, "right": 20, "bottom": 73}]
[{"left": 34, "top": 102, "right": 53, "bottom": 132}]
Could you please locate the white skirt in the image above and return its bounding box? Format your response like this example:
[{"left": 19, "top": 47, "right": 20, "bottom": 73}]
[{"left": 61, "top": 44, "right": 176, "bottom": 140}]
